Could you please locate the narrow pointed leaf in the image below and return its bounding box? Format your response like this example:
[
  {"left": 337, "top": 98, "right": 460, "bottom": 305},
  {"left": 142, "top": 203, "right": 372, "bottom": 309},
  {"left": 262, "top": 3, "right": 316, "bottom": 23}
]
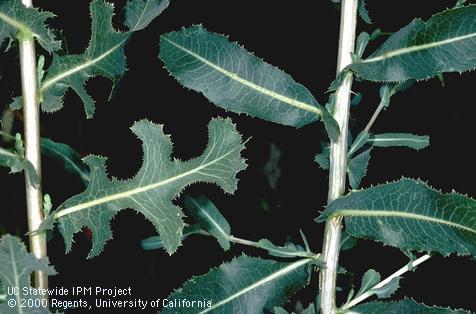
[
  {"left": 141, "top": 224, "right": 201, "bottom": 251},
  {"left": 47, "top": 118, "right": 247, "bottom": 257},
  {"left": 318, "top": 178, "right": 476, "bottom": 257},
  {"left": 352, "top": 299, "right": 469, "bottom": 314},
  {"left": 160, "top": 25, "right": 339, "bottom": 140},
  {"left": 184, "top": 195, "right": 231, "bottom": 251},
  {"left": 0, "top": 235, "right": 57, "bottom": 314},
  {"left": 367, "top": 133, "right": 429, "bottom": 150},
  {"left": 38, "top": 0, "right": 169, "bottom": 117},
  {"left": 124, "top": 0, "right": 169, "bottom": 31},
  {"left": 349, "top": 5, "right": 476, "bottom": 82},
  {"left": 355, "top": 269, "right": 380, "bottom": 298},
  {"left": 40, "top": 138, "right": 90, "bottom": 184},
  {"left": 256, "top": 239, "right": 310, "bottom": 259},
  {"left": 340, "top": 229, "right": 358, "bottom": 251},
  {"left": 0, "top": 0, "right": 60, "bottom": 52},
  {"left": 358, "top": 0, "right": 372, "bottom": 24},
  {"left": 163, "top": 255, "right": 313, "bottom": 314},
  {"left": 347, "top": 148, "right": 372, "bottom": 189}
]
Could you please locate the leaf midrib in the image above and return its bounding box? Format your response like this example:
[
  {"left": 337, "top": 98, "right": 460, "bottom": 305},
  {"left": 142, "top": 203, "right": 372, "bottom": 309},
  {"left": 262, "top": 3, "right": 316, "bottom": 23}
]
[
  {"left": 40, "top": 41, "right": 125, "bottom": 91},
  {"left": 362, "top": 32, "right": 476, "bottom": 63},
  {"left": 189, "top": 198, "right": 229, "bottom": 239},
  {"left": 333, "top": 209, "right": 476, "bottom": 234},
  {"left": 0, "top": 10, "right": 29, "bottom": 34},
  {"left": 54, "top": 145, "right": 240, "bottom": 219},
  {"left": 161, "top": 37, "right": 322, "bottom": 116},
  {"left": 199, "top": 258, "right": 312, "bottom": 313}
]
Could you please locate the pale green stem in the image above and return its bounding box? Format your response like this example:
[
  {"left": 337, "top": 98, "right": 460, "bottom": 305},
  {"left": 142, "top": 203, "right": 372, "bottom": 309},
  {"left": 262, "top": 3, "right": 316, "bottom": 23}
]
[
  {"left": 320, "top": 0, "right": 359, "bottom": 313},
  {"left": 340, "top": 254, "right": 432, "bottom": 311},
  {"left": 19, "top": 0, "right": 48, "bottom": 291}
]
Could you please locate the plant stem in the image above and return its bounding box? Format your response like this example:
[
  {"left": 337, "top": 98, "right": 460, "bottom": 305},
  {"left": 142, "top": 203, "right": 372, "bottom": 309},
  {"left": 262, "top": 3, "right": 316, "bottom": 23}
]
[
  {"left": 19, "top": 0, "right": 48, "bottom": 291},
  {"left": 320, "top": 0, "right": 358, "bottom": 313},
  {"left": 340, "top": 254, "right": 432, "bottom": 311},
  {"left": 362, "top": 99, "right": 386, "bottom": 134}
]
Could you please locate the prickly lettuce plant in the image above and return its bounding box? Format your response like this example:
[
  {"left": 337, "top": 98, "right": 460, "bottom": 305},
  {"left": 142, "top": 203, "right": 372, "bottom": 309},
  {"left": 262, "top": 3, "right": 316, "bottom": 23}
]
[{"left": 0, "top": 1, "right": 475, "bottom": 314}]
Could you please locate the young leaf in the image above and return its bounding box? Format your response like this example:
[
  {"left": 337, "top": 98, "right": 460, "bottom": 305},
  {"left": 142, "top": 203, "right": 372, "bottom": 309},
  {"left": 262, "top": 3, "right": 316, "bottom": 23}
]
[
  {"left": 184, "top": 195, "right": 231, "bottom": 251},
  {"left": 355, "top": 269, "right": 381, "bottom": 298},
  {"left": 0, "top": 146, "right": 39, "bottom": 187},
  {"left": 37, "top": 0, "right": 169, "bottom": 117},
  {"left": 163, "top": 255, "right": 313, "bottom": 314},
  {"left": 0, "top": 0, "right": 60, "bottom": 52},
  {"left": 46, "top": 118, "right": 247, "bottom": 258},
  {"left": 352, "top": 299, "right": 469, "bottom": 314},
  {"left": 358, "top": 0, "right": 372, "bottom": 24},
  {"left": 314, "top": 142, "right": 330, "bottom": 170},
  {"left": 141, "top": 224, "right": 201, "bottom": 251},
  {"left": 349, "top": 5, "right": 476, "bottom": 82},
  {"left": 159, "top": 25, "right": 339, "bottom": 140},
  {"left": 367, "top": 133, "right": 429, "bottom": 150},
  {"left": 256, "top": 239, "right": 309, "bottom": 259},
  {"left": 0, "top": 235, "right": 57, "bottom": 314},
  {"left": 347, "top": 147, "right": 372, "bottom": 189},
  {"left": 318, "top": 178, "right": 476, "bottom": 257},
  {"left": 40, "top": 138, "right": 90, "bottom": 184}
]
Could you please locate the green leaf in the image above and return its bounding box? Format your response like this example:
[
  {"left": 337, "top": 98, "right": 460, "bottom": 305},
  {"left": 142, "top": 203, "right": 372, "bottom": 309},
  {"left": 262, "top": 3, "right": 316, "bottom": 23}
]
[
  {"left": 358, "top": 0, "right": 372, "bottom": 24},
  {"left": 302, "top": 303, "right": 317, "bottom": 314},
  {"left": 273, "top": 307, "right": 288, "bottom": 314},
  {"left": 370, "top": 277, "right": 400, "bottom": 299},
  {"left": 349, "top": 5, "right": 476, "bottom": 82},
  {"left": 37, "top": 0, "right": 169, "bottom": 117},
  {"left": 454, "top": 0, "right": 467, "bottom": 8},
  {"left": 141, "top": 224, "right": 201, "bottom": 251},
  {"left": 340, "top": 229, "right": 358, "bottom": 251},
  {"left": 159, "top": 25, "right": 339, "bottom": 140},
  {"left": 355, "top": 269, "right": 380, "bottom": 298},
  {"left": 184, "top": 195, "right": 231, "bottom": 251},
  {"left": 40, "top": 138, "right": 90, "bottom": 184},
  {"left": 256, "top": 239, "right": 309, "bottom": 259},
  {"left": 46, "top": 118, "right": 247, "bottom": 257},
  {"left": 163, "top": 255, "right": 313, "bottom": 314},
  {"left": 0, "top": 0, "right": 60, "bottom": 52},
  {"left": 379, "top": 81, "right": 414, "bottom": 108},
  {"left": 0, "top": 235, "right": 57, "bottom": 314},
  {"left": 318, "top": 178, "right": 476, "bottom": 257},
  {"left": 347, "top": 148, "right": 372, "bottom": 189},
  {"left": 0, "top": 146, "right": 39, "bottom": 188},
  {"left": 314, "top": 142, "right": 330, "bottom": 170},
  {"left": 367, "top": 133, "right": 429, "bottom": 150},
  {"left": 348, "top": 131, "right": 370, "bottom": 158},
  {"left": 351, "top": 299, "right": 469, "bottom": 314},
  {"left": 124, "top": 0, "right": 169, "bottom": 31}
]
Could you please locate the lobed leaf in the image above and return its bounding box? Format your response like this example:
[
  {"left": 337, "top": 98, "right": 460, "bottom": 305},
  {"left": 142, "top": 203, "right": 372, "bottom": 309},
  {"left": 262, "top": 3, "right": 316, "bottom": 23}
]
[
  {"left": 318, "top": 178, "right": 476, "bottom": 257},
  {"left": 0, "top": 0, "right": 60, "bottom": 52},
  {"left": 159, "top": 25, "right": 339, "bottom": 140},
  {"left": 351, "top": 299, "right": 469, "bottom": 314},
  {"left": 36, "top": 0, "right": 169, "bottom": 117},
  {"left": 163, "top": 255, "right": 313, "bottom": 314},
  {"left": 45, "top": 118, "right": 247, "bottom": 257},
  {"left": 0, "top": 235, "right": 57, "bottom": 314},
  {"left": 349, "top": 5, "right": 476, "bottom": 82},
  {"left": 184, "top": 195, "right": 231, "bottom": 251}
]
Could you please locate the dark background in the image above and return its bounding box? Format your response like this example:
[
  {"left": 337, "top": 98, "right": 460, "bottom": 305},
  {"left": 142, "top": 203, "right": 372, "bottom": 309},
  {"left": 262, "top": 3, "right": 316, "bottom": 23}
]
[{"left": 1, "top": 0, "right": 475, "bottom": 313}]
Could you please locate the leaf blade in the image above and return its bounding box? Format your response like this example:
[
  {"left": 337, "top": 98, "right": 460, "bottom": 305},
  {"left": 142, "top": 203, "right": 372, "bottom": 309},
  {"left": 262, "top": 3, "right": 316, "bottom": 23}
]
[
  {"left": 47, "top": 118, "right": 247, "bottom": 257},
  {"left": 352, "top": 299, "right": 469, "bottom": 314},
  {"left": 159, "top": 25, "right": 339, "bottom": 139},
  {"left": 318, "top": 178, "right": 476, "bottom": 257},
  {"left": 367, "top": 133, "right": 429, "bottom": 150},
  {"left": 350, "top": 5, "right": 476, "bottom": 82},
  {"left": 163, "top": 255, "right": 313, "bottom": 314},
  {"left": 0, "top": 235, "right": 56, "bottom": 314},
  {"left": 184, "top": 195, "right": 231, "bottom": 251}
]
